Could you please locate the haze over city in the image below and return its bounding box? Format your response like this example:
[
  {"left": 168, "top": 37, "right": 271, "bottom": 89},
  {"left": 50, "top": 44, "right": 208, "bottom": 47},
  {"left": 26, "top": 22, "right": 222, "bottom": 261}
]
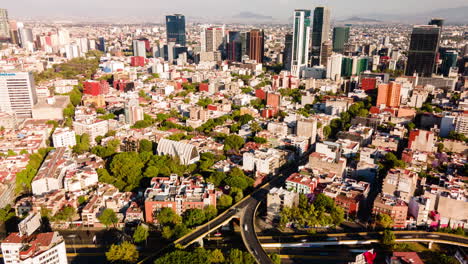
[{"left": 0, "top": 2, "right": 467, "bottom": 264}]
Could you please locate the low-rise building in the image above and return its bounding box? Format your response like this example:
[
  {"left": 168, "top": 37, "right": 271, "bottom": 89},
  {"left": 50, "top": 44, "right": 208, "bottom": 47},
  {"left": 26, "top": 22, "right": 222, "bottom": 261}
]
[
  {"left": 52, "top": 127, "right": 76, "bottom": 148},
  {"left": 31, "top": 148, "right": 76, "bottom": 196},
  {"left": 285, "top": 171, "right": 319, "bottom": 194},
  {"left": 144, "top": 174, "right": 216, "bottom": 223},
  {"left": 266, "top": 187, "right": 299, "bottom": 222},
  {"left": 1, "top": 232, "right": 67, "bottom": 264},
  {"left": 373, "top": 194, "right": 408, "bottom": 229}
]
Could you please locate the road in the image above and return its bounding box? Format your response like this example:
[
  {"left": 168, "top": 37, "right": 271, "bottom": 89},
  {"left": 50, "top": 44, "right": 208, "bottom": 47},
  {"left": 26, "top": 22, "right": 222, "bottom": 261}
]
[
  {"left": 239, "top": 161, "right": 302, "bottom": 264},
  {"left": 257, "top": 231, "right": 468, "bottom": 247}
]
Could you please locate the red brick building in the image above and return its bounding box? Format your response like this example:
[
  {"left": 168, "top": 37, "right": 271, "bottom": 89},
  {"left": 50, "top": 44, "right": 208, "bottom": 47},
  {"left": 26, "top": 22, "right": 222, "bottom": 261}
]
[
  {"left": 83, "top": 80, "right": 110, "bottom": 96},
  {"left": 373, "top": 194, "right": 408, "bottom": 228},
  {"left": 266, "top": 92, "right": 281, "bottom": 108},
  {"left": 199, "top": 83, "right": 209, "bottom": 92},
  {"left": 130, "top": 56, "right": 146, "bottom": 67}
]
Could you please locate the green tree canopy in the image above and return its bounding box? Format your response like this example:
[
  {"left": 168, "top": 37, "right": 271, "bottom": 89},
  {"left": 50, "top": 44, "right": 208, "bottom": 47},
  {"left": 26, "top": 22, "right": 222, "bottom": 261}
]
[
  {"left": 98, "top": 209, "right": 118, "bottom": 228},
  {"left": 133, "top": 224, "right": 149, "bottom": 244},
  {"left": 106, "top": 241, "right": 139, "bottom": 263}
]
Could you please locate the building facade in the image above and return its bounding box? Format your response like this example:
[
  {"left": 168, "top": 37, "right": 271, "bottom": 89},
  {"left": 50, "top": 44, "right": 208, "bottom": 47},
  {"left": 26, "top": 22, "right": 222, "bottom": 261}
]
[
  {"left": 166, "top": 14, "right": 186, "bottom": 46},
  {"left": 0, "top": 72, "right": 38, "bottom": 119}
]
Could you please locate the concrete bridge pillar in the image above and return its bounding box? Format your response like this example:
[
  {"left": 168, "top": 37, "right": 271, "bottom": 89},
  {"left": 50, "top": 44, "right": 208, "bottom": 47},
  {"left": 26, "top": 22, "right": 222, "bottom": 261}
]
[
  {"left": 196, "top": 237, "right": 204, "bottom": 247},
  {"left": 428, "top": 241, "right": 433, "bottom": 249}
]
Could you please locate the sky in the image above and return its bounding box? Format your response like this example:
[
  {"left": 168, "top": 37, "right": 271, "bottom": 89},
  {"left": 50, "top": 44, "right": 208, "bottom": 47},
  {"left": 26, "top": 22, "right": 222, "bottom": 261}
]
[{"left": 4, "top": 0, "right": 468, "bottom": 22}]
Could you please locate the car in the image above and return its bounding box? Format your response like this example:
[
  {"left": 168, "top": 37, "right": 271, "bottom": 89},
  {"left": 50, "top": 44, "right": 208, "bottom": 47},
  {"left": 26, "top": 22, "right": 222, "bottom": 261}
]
[
  {"left": 214, "top": 232, "right": 222, "bottom": 237},
  {"left": 427, "top": 234, "right": 440, "bottom": 238},
  {"left": 326, "top": 237, "right": 338, "bottom": 241},
  {"left": 301, "top": 239, "right": 307, "bottom": 243},
  {"left": 244, "top": 225, "right": 248, "bottom": 231}
]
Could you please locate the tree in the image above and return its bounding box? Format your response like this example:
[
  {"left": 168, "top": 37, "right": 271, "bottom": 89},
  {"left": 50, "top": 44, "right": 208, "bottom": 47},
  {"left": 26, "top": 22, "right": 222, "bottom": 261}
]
[
  {"left": 53, "top": 206, "right": 76, "bottom": 223},
  {"left": 139, "top": 139, "right": 153, "bottom": 153},
  {"left": 217, "top": 194, "right": 233, "bottom": 210},
  {"left": 381, "top": 229, "right": 395, "bottom": 246},
  {"left": 110, "top": 152, "right": 144, "bottom": 191},
  {"left": 209, "top": 249, "right": 225, "bottom": 263},
  {"left": 376, "top": 213, "right": 393, "bottom": 229},
  {"left": 406, "top": 122, "right": 416, "bottom": 131},
  {"left": 224, "top": 135, "right": 245, "bottom": 151},
  {"left": 323, "top": 126, "right": 331, "bottom": 139},
  {"left": 98, "top": 209, "right": 118, "bottom": 228},
  {"left": 437, "top": 143, "right": 444, "bottom": 153},
  {"left": 183, "top": 209, "right": 206, "bottom": 227},
  {"left": 155, "top": 207, "right": 181, "bottom": 226},
  {"left": 226, "top": 249, "right": 245, "bottom": 264},
  {"left": 133, "top": 224, "right": 149, "bottom": 244},
  {"left": 204, "top": 205, "right": 218, "bottom": 221},
  {"left": 269, "top": 253, "right": 281, "bottom": 264},
  {"left": 0, "top": 205, "right": 16, "bottom": 223},
  {"left": 106, "top": 241, "right": 139, "bottom": 263}
]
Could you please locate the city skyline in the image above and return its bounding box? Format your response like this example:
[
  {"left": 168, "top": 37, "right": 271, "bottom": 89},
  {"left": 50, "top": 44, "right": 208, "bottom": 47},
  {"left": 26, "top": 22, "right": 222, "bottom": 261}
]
[{"left": 3, "top": 0, "right": 468, "bottom": 23}]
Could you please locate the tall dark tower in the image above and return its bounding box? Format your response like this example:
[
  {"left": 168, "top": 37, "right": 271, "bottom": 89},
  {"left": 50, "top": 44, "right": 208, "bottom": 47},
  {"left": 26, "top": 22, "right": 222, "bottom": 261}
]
[
  {"left": 405, "top": 25, "right": 441, "bottom": 77},
  {"left": 283, "top": 33, "right": 293, "bottom": 71},
  {"left": 228, "top": 31, "right": 242, "bottom": 62},
  {"left": 311, "top": 6, "right": 330, "bottom": 66},
  {"left": 247, "top": 29, "right": 264, "bottom": 63},
  {"left": 166, "top": 14, "right": 186, "bottom": 46},
  {"left": 332, "top": 26, "right": 350, "bottom": 53},
  {"left": 428, "top": 18, "right": 444, "bottom": 28}
]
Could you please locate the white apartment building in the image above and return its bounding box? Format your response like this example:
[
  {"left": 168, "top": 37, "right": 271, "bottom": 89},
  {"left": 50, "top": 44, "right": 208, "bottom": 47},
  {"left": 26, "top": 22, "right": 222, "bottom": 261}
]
[
  {"left": 52, "top": 127, "right": 76, "bottom": 148},
  {"left": 243, "top": 148, "right": 289, "bottom": 175},
  {"left": 0, "top": 72, "right": 38, "bottom": 119},
  {"left": 73, "top": 119, "right": 108, "bottom": 142},
  {"left": 31, "top": 147, "right": 76, "bottom": 196},
  {"left": 1, "top": 232, "right": 67, "bottom": 264}
]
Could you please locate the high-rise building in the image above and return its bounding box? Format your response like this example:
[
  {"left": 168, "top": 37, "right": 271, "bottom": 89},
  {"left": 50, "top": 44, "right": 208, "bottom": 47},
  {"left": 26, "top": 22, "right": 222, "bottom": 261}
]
[
  {"left": 283, "top": 33, "right": 293, "bottom": 71},
  {"left": 0, "top": 72, "right": 38, "bottom": 118},
  {"left": 332, "top": 26, "right": 350, "bottom": 53},
  {"left": 133, "top": 40, "right": 147, "bottom": 58},
  {"left": 291, "top": 9, "right": 311, "bottom": 77},
  {"left": 0, "top": 9, "right": 10, "bottom": 41},
  {"left": 228, "top": 31, "right": 242, "bottom": 62},
  {"left": 405, "top": 25, "right": 441, "bottom": 77},
  {"left": 98, "top": 37, "right": 106, "bottom": 53},
  {"left": 311, "top": 6, "right": 331, "bottom": 66},
  {"left": 376, "top": 81, "right": 401, "bottom": 108},
  {"left": 320, "top": 41, "right": 332, "bottom": 68},
  {"left": 247, "top": 29, "right": 264, "bottom": 63},
  {"left": 326, "top": 53, "right": 343, "bottom": 81},
  {"left": 125, "top": 98, "right": 144, "bottom": 125},
  {"left": 428, "top": 18, "right": 444, "bottom": 28},
  {"left": 203, "top": 27, "right": 225, "bottom": 53},
  {"left": 440, "top": 49, "right": 458, "bottom": 76},
  {"left": 166, "top": 14, "right": 186, "bottom": 46},
  {"left": 341, "top": 57, "right": 353, "bottom": 77}
]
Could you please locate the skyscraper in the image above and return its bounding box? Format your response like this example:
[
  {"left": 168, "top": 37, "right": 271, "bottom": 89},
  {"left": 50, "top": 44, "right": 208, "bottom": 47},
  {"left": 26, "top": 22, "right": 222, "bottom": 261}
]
[
  {"left": 203, "top": 27, "right": 225, "bottom": 53},
  {"left": 376, "top": 82, "right": 401, "bottom": 108},
  {"left": 428, "top": 18, "right": 444, "bottom": 28},
  {"left": 283, "top": 33, "right": 293, "bottom": 71},
  {"left": 332, "top": 26, "right": 350, "bottom": 53},
  {"left": 227, "top": 31, "right": 242, "bottom": 62},
  {"left": 311, "top": 6, "right": 330, "bottom": 66},
  {"left": 0, "top": 72, "right": 38, "bottom": 118},
  {"left": 98, "top": 37, "right": 106, "bottom": 53},
  {"left": 0, "top": 9, "right": 10, "bottom": 41},
  {"left": 166, "top": 14, "right": 186, "bottom": 46},
  {"left": 133, "top": 40, "right": 147, "bottom": 58},
  {"left": 291, "top": 9, "right": 311, "bottom": 77},
  {"left": 247, "top": 29, "right": 264, "bottom": 63},
  {"left": 405, "top": 25, "right": 441, "bottom": 77}
]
